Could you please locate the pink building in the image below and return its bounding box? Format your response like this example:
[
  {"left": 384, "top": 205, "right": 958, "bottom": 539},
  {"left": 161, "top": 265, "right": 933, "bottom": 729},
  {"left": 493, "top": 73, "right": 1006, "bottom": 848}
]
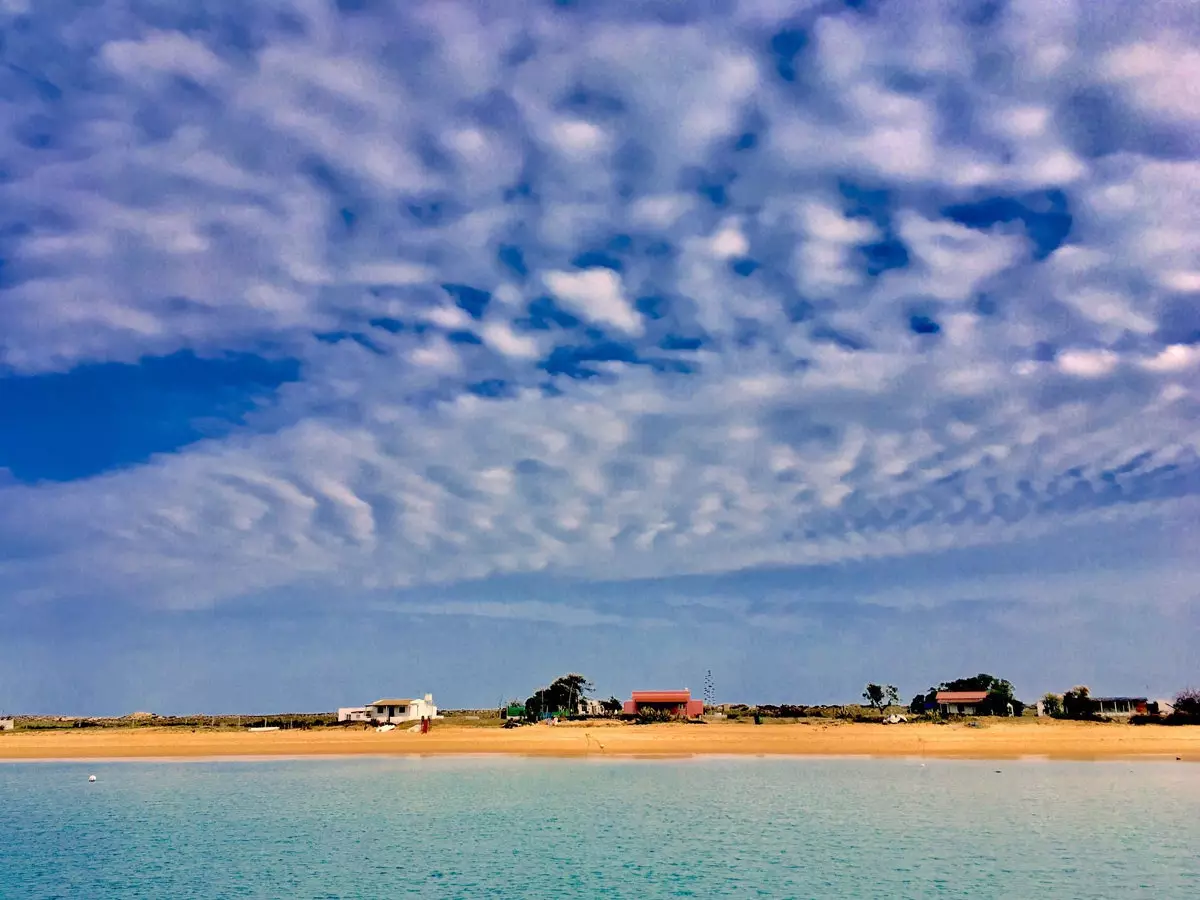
[{"left": 623, "top": 690, "right": 704, "bottom": 718}]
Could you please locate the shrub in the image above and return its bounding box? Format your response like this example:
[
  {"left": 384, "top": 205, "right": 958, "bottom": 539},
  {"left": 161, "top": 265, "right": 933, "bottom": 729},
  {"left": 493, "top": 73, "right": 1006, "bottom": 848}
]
[
  {"left": 1061, "top": 686, "right": 1097, "bottom": 720},
  {"left": 1174, "top": 688, "right": 1200, "bottom": 718},
  {"left": 635, "top": 708, "right": 675, "bottom": 724}
]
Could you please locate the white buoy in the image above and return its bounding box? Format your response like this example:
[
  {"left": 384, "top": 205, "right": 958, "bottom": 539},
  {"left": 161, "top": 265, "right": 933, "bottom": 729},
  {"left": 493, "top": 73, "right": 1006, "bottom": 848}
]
[{"left": 88, "top": 775, "right": 97, "bottom": 783}]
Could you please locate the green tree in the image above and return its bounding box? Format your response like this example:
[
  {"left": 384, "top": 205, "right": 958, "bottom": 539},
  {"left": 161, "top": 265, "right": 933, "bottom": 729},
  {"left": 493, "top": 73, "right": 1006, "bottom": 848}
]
[
  {"left": 863, "top": 683, "right": 899, "bottom": 717},
  {"left": 909, "top": 693, "right": 929, "bottom": 715},
  {"left": 1061, "top": 685, "right": 1095, "bottom": 719},
  {"left": 524, "top": 673, "right": 595, "bottom": 720},
  {"left": 601, "top": 696, "right": 623, "bottom": 716},
  {"left": 1173, "top": 688, "right": 1200, "bottom": 718},
  {"left": 939, "top": 673, "right": 999, "bottom": 693},
  {"left": 986, "top": 678, "right": 1020, "bottom": 716},
  {"left": 1041, "top": 693, "right": 1063, "bottom": 717}
]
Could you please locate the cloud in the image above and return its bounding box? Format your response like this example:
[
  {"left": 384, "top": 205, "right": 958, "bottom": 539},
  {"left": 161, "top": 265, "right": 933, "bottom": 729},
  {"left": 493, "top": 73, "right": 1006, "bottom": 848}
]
[
  {"left": 1, "top": 0, "right": 1199, "bottom": 623},
  {"left": 541, "top": 269, "right": 643, "bottom": 335}
]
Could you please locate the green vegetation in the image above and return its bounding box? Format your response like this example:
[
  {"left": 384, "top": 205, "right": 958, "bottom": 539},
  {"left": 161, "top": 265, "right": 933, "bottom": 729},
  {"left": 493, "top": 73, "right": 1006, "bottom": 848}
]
[
  {"left": 4, "top": 713, "right": 340, "bottom": 732},
  {"left": 1131, "top": 688, "right": 1200, "bottom": 726},
  {"left": 1041, "top": 693, "right": 1063, "bottom": 717},
  {"left": 862, "top": 683, "right": 899, "bottom": 717},
  {"left": 524, "top": 673, "right": 594, "bottom": 721},
  {"left": 1173, "top": 688, "right": 1199, "bottom": 718},
  {"left": 912, "top": 674, "right": 1026, "bottom": 717},
  {"left": 1061, "top": 685, "right": 1095, "bottom": 719}
]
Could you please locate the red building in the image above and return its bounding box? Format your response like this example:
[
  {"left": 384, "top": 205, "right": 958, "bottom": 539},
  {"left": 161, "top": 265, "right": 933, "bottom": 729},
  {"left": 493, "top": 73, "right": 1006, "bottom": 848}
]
[{"left": 623, "top": 690, "right": 705, "bottom": 718}]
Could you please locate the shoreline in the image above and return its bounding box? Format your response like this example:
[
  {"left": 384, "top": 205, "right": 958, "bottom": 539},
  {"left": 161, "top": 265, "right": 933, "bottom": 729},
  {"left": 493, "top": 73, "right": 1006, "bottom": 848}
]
[
  {"left": 2, "top": 720, "right": 1197, "bottom": 763},
  {"left": 1, "top": 753, "right": 1193, "bottom": 766}
]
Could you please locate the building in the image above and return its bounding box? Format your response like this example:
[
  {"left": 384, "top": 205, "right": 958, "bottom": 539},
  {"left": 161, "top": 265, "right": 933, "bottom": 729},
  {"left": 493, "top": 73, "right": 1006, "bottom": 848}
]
[
  {"left": 0, "top": 718, "right": 13, "bottom": 731},
  {"left": 577, "top": 698, "right": 604, "bottom": 717},
  {"left": 366, "top": 694, "right": 438, "bottom": 724},
  {"left": 337, "top": 707, "right": 370, "bottom": 722},
  {"left": 623, "top": 690, "right": 704, "bottom": 718},
  {"left": 1092, "top": 697, "right": 1148, "bottom": 717},
  {"left": 936, "top": 691, "right": 990, "bottom": 716}
]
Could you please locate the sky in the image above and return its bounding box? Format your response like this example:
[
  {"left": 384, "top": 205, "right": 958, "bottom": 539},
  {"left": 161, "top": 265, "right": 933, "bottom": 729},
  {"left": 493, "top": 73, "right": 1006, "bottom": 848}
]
[{"left": 1, "top": 0, "right": 1198, "bottom": 715}]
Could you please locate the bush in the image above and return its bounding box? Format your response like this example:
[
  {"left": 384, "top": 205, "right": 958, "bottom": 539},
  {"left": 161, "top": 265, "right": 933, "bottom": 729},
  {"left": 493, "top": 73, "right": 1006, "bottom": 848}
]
[
  {"left": 1174, "top": 688, "right": 1200, "bottom": 718},
  {"left": 753, "top": 705, "right": 810, "bottom": 718},
  {"left": 1132, "top": 712, "right": 1198, "bottom": 726},
  {"left": 635, "top": 708, "right": 675, "bottom": 724}
]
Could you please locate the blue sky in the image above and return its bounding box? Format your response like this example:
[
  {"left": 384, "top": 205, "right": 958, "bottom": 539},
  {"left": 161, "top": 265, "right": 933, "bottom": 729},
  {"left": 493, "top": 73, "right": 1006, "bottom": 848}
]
[{"left": 1, "top": 0, "right": 1198, "bottom": 715}]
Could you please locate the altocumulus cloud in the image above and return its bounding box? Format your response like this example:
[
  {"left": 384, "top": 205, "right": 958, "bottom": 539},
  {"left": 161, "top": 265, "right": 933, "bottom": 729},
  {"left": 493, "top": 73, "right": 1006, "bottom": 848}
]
[{"left": 1, "top": 0, "right": 1199, "bottom": 618}]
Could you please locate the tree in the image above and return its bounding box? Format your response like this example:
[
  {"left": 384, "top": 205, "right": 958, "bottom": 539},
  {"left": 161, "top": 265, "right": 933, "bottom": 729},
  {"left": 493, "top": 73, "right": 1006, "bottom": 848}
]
[
  {"left": 1174, "top": 688, "right": 1200, "bottom": 718},
  {"left": 523, "top": 693, "right": 543, "bottom": 721},
  {"left": 863, "top": 683, "right": 899, "bottom": 717},
  {"left": 909, "top": 693, "right": 929, "bottom": 715},
  {"left": 986, "top": 678, "right": 1022, "bottom": 716},
  {"left": 601, "top": 696, "right": 623, "bottom": 716},
  {"left": 1061, "top": 685, "right": 1095, "bottom": 719},
  {"left": 939, "top": 674, "right": 999, "bottom": 693},
  {"left": 549, "top": 673, "right": 594, "bottom": 714},
  {"left": 1041, "top": 693, "right": 1063, "bottom": 717},
  {"left": 524, "top": 673, "right": 595, "bottom": 720}
]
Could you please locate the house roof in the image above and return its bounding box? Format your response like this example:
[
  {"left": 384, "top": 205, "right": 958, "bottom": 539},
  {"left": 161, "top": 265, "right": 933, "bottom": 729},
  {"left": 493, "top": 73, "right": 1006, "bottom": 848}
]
[
  {"left": 631, "top": 690, "right": 692, "bottom": 703},
  {"left": 935, "top": 691, "right": 990, "bottom": 704},
  {"left": 1093, "top": 697, "right": 1147, "bottom": 703},
  {"left": 370, "top": 698, "right": 414, "bottom": 706}
]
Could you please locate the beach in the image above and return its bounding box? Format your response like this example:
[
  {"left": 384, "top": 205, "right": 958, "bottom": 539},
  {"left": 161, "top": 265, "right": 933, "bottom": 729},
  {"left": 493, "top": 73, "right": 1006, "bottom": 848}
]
[{"left": 2, "top": 719, "right": 1196, "bottom": 761}]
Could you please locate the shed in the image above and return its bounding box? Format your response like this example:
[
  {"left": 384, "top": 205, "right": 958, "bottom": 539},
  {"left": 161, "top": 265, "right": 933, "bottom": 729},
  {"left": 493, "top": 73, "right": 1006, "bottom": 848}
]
[{"left": 1092, "top": 697, "right": 1148, "bottom": 717}]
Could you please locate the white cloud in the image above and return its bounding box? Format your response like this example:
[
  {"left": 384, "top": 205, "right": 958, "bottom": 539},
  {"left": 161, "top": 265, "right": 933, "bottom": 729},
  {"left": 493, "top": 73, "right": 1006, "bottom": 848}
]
[
  {"left": 708, "top": 220, "right": 750, "bottom": 260},
  {"left": 541, "top": 269, "right": 642, "bottom": 335},
  {"left": 1160, "top": 271, "right": 1200, "bottom": 293},
  {"left": 351, "top": 263, "right": 434, "bottom": 286},
  {"left": 101, "top": 31, "right": 228, "bottom": 83},
  {"left": 1141, "top": 344, "right": 1200, "bottom": 373},
  {"left": 481, "top": 321, "right": 540, "bottom": 359},
  {"left": 1104, "top": 37, "right": 1200, "bottom": 121},
  {"left": 792, "top": 200, "right": 877, "bottom": 296},
  {"left": 549, "top": 119, "right": 609, "bottom": 157},
  {"left": 628, "top": 194, "right": 694, "bottom": 229},
  {"left": 1058, "top": 349, "right": 1119, "bottom": 378},
  {"left": 426, "top": 305, "right": 473, "bottom": 330}
]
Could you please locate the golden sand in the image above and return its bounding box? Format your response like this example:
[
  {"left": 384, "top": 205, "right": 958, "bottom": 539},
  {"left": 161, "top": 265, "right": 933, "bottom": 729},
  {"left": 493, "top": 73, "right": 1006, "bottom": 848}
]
[{"left": 1, "top": 719, "right": 1197, "bottom": 762}]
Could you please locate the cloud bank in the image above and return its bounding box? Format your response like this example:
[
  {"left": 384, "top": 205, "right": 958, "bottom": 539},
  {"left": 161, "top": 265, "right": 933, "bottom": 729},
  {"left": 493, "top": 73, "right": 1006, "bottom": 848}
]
[{"left": 1, "top": 0, "right": 1199, "bottom": 617}]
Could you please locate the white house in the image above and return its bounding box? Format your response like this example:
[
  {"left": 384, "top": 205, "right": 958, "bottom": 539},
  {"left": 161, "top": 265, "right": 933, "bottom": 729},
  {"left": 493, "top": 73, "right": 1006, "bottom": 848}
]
[
  {"left": 577, "top": 698, "right": 604, "bottom": 717},
  {"left": 0, "top": 718, "right": 13, "bottom": 731},
  {"left": 935, "top": 690, "right": 990, "bottom": 716},
  {"left": 337, "top": 707, "right": 370, "bottom": 723},
  {"left": 365, "top": 694, "right": 438, "bottom": 724}
]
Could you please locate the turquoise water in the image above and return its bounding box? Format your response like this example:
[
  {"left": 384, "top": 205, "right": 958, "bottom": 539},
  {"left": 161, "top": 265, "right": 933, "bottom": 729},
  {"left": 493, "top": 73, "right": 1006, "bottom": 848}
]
[{"left": 2, "top": 758, "right": 1197, "bottom": 898}]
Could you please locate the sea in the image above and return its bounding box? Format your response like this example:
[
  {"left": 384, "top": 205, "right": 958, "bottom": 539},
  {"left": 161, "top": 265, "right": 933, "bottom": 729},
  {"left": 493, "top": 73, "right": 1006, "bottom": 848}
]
[{"left": 1, "top": 757, "right": 1197, "bottom": 898}]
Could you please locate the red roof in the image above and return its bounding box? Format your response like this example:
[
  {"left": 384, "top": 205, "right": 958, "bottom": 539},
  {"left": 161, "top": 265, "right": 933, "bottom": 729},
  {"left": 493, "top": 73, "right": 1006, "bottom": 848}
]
[
  {"left": 631, "top": 690, "right": 692, "bottom": 703},
  {"left": 935, "top": 691, "right": 989, "bottom": 703}
]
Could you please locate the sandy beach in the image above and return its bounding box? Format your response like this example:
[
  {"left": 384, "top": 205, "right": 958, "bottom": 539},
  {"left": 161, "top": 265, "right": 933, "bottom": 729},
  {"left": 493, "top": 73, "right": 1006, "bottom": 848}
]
[{"left": 2, "top": 720, "right": 1197, "bottom": 762}]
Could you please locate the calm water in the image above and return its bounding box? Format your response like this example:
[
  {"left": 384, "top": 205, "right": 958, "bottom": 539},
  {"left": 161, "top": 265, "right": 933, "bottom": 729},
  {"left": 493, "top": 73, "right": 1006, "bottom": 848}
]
[{"left": 1, "top": 757, "right": 1197, "bottom": 898}]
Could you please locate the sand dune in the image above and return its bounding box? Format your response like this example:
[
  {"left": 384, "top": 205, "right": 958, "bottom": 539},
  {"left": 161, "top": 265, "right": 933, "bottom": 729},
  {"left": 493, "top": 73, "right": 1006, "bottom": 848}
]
[{"left": 2, "top": 719, "right": 1197, "bottom": 762}]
